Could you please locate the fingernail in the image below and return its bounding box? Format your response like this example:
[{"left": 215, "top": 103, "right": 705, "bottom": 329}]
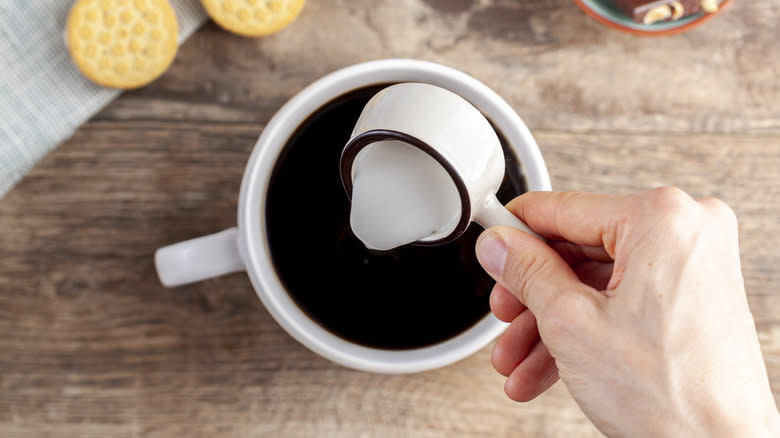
[{"left": 476, "top": 231, "right": 506, "bottom": 278}]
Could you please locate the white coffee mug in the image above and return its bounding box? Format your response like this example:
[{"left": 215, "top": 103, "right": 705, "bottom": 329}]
[{"left": 155, "top": 59, "right": 551, "bottom": 374}]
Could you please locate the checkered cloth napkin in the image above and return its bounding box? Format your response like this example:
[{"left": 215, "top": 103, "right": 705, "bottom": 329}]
[{"left": 0, "top": 0, "right": 207, "bottom": 198}]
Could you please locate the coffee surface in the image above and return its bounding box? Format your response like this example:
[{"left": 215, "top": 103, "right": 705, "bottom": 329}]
[{"left": 265, "top": 85, "right": 526, "bottom": 349}]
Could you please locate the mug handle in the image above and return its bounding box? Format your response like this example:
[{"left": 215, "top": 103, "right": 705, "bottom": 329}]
[
  {"left": 474, "top": 194, "right": 545, "bottom": 242},
  {"left": 155, "top": 227, "right": 245, "bottom": 287}
]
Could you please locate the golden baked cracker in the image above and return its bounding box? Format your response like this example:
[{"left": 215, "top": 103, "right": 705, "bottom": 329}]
[
  {"left": 201, "top": 0, "right": 305, "bottom": 38},
  {"left": 66, "top": 0, "right": 179, "bottom": 89}
]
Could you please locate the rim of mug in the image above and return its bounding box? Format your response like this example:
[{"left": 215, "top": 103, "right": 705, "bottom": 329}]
[{"left": 238, "top": 59, "right": 551, "bottom": 374}]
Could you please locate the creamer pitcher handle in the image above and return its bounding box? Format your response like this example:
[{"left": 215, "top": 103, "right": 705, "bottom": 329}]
[{"left": 474, "top": 195, "right": 544, "bottom": 242}]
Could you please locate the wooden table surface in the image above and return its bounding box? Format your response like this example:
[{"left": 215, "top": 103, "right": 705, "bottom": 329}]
[{"left": 2, "top": 1, "right": 779, "bottom": 436}]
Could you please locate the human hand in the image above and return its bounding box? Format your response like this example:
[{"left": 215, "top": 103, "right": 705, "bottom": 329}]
[{"left": 475, "top": 188, "right": 780, "bottom": 437}]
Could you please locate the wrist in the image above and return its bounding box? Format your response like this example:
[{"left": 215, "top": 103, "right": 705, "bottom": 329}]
[
  {"left": 756, "top": 411, "right": 780, "bottom": 438},
  {"left": 704, "top": 407, "right": 780, "bottom": 438},
  {"left": 649, "top": 402, "right": 780, "bottom": 438}
]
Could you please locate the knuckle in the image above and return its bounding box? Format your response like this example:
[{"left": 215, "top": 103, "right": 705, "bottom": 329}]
[
  {"left": 697, "top": 196, "right": 726, "bottom": 210},
  {"left": 699, "top": 197, "right": 738, "bottom": 226},
  {"left": 645, "top": 187, "right": 700, "bottom": 235},
  {"left": 537, "top": 292, "right": 595, "bottom": 340},
  {"left": 647, "top": 186, "right": 694, "bottom": 215},
  {"left": 538, "top": 315, "right": 568, "bottom": 342},
  {"left": 504, "top": 251, "right": 549, "bottom": 305},
  {"left": 553, "top": 191, "right": 584, "bottom": 229},
  {"left": 537, "top": 295, "right": 570, "bottom": 339}
]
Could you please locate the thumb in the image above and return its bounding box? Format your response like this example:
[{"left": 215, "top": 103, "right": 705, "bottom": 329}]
[{"left": 475, "top": 226, "right": 594, "bottom": 319}]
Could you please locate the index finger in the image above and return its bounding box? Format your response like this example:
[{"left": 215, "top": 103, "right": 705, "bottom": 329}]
[{"left": 506, "top": 191, "right": 634, "bottom": 258}]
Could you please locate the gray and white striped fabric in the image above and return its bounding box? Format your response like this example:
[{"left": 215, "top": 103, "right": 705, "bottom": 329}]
[{"left": 0, "top": 0, "right": 207, "bottom": 198}]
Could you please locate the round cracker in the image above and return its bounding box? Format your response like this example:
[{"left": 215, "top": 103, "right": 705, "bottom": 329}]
[
  {"left": 201, "top": 0, "right": 305, "bottom": 37},
  {"left": 66, "top": 0, "right": 179, "bottom": 89}
]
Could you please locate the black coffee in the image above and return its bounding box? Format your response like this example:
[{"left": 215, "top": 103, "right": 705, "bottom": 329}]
[{"left": 266, "top": 85, "right": 527, "bottom": 350}]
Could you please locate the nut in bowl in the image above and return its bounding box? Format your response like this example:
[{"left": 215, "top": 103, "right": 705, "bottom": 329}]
[{"left": 573, "top": 0, "right": 732, "bottom": 36}]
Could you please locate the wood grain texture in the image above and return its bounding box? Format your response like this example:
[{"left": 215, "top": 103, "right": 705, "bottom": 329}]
[{"left": 1, "top": 0, "right": 779, "bottom": 437}]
